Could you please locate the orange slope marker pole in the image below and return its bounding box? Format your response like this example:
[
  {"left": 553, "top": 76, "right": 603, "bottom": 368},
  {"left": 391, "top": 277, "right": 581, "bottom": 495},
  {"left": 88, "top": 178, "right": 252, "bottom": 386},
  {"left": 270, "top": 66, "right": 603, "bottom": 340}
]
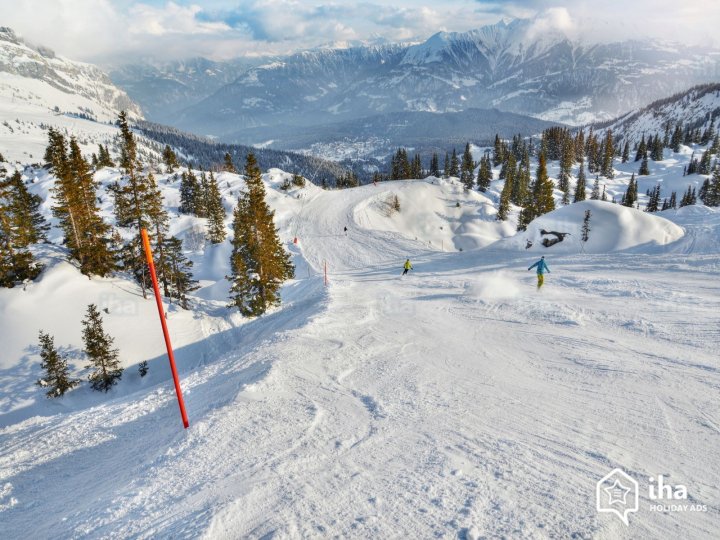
[{"left": 141, "top": 228, "right": 190, "bottom": 429}]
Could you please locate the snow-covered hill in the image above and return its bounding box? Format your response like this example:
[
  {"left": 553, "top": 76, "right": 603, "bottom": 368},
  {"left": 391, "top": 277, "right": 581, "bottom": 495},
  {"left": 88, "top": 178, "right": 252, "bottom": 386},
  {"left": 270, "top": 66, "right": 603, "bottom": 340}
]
[
  {"left": 0, "top": 27, "right": 142, "bottom": 123},
  {"left": 594, "top": 84, "right": 720, "bottom": 144}
]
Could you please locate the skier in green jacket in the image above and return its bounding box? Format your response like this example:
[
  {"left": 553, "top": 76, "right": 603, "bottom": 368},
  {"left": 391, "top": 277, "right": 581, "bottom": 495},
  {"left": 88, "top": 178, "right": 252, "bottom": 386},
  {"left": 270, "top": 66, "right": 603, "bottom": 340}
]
[{"left": 402, "top": 259, "right": 413, "bottom": 276}]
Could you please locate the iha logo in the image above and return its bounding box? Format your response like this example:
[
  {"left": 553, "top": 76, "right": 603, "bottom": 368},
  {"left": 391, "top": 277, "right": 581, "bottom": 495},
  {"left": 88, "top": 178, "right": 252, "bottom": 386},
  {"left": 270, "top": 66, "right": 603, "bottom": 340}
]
[
  {"left": 596, "top": 468, "right": 639, "bottom": 526},
  {"left": 597, "top": 469, "right": 708, "bottom": 524}
]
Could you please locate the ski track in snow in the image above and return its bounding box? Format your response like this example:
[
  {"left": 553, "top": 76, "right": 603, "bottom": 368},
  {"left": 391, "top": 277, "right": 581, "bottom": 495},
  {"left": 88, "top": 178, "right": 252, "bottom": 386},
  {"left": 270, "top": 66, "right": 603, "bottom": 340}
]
[{"left": 1, "top": 183, "right": 720, "bottom": 539}]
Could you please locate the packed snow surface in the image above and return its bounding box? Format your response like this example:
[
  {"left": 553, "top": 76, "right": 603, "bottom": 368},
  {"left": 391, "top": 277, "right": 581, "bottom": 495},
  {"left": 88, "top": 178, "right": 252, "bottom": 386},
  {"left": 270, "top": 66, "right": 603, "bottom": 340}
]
[{"left": 1, "top": 166, "right": 719, "bottom": 538}]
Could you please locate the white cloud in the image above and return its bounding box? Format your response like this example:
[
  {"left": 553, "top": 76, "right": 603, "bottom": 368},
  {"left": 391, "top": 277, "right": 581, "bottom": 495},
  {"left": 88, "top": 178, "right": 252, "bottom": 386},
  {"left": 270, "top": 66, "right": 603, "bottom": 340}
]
[{"left": 0, "top": 0, "right": 717, "bottom": 64}]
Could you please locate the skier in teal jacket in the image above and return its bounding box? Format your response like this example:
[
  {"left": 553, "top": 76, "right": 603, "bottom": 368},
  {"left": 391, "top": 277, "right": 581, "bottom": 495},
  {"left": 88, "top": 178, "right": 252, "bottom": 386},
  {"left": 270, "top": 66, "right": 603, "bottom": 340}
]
[{"left": 528, "top": 256, "right": 550, "bottom": 288}]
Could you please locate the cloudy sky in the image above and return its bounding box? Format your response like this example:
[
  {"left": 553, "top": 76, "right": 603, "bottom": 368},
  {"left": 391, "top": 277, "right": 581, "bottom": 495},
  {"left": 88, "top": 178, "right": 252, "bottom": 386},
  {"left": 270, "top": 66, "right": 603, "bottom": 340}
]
[{"left": 1, "top": 0, "right": 718, "bottom": 64}]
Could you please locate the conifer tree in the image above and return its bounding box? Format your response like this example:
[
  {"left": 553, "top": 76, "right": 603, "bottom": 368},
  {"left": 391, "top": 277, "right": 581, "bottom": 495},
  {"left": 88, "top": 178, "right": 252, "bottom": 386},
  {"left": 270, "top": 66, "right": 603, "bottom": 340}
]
[
  {"left": 646, "top": 185, "right": 661, "bottom": 212},
  {"left": 159, "top": 236, "right": 198, "bottom": 309},
  {"left": 573, "top": 160, "right": 587, "bottom": 203},
  {"left": 179, "top": 169, "right": 199, "bottom": 214},
  {"left": 590, "top": 174, "right": 601, "bottom": 201},
  {"left": 669, "top": 191, "right": 677, "bottom": 209},
  {"left": 36, "top": 331, "right": 79, "bottom": 398},
  {"left": 623, "top": 174, "right": 638, "bottom": 207},
  {"left": 411, "top": 153, "right": 422, "bottom": 179},
  {"left": 449, "top": 149, "right": 459, "bottom": 177},
  {"left": 651, "top": 135, "right": 664, "bottom": 161},
  {"left": 83, "top": 303, "right": 122, "bottom": 392},
  {"left": 601, "top": 130, "right": 615, "bottom": 178},
  {"left": 703, "top": 167, "right": 720, "bottom": 206},
  {"left": 635, "top": 136, "right": 647, "bottom": 162},
  {"left": 228, "top": 154, "right": 294, "bottom": 316},
  {"left": 621, "top": 141, "right": 630, "bottom": 163},
  {"left": 5, "top": 170, "right": 48, "bottom": 245},
  {"left": 670, "top": 124, "right": 683, "bottom": 152},
  {"left": 206, "top": 171, "right": 227, "bottom": 244},
  {"left": 492, "top": 135, "right": 505, "bottom": 166},
  {"left": 47, "top": 132, "right": 115, "bottom": 277},
  {"left": 581, "top": 209, "right": 591, "bottom": 242},
  {"left": 639, "top": 154, "right": 650, "bottom": 176},
  {"left": 113, "top": 111, "right": 168, "bottom": 297},
  {"left": 512, "top": 161, "right": 530, "bottom": 206},
  {"left": 0, "top": 185, "right": 42, "bottom": 287},
  {"left": 162, "top": 145, "right": 179, "bottom": 173},
  {"left": 558, "top": 135, "right": 574, "bottom": 203},
  {"left": 497, "top": 174, "right": 511, "bottom": 221},
  {"left": 698, "top": 149, "right": 712, "bottom": 175},
  {"left": 476, "top": 155, "right": 492, "bottom": 192},
  {"left": 97, "top": 144, "right": 114, "bottom": 168},
  {"left": 138, "top": 360, "right": 149, "bottom": 377},
  {"left": 533, "top": 153, "right": 555, "bottom": 216},
  {"left": 460, "top": 143, "right": 475, "bottom": 190},
  {"left": 223, "top": 152, "right": 236, "bottom": 173},
  {"left": 429, "top": 153, "right": 440, "bottom": 177},
  {"left": 443, "top": 152, "right": 450, "bottom": 178}
]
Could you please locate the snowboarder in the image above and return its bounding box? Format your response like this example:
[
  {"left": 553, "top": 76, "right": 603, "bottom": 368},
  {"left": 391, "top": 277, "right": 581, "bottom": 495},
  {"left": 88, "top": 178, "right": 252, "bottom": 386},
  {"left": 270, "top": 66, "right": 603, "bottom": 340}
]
[
  {"left": 528, "top": 256, "right": 550, "bottom": 289},
  {"left": 402, "top": 259, "right": 413, "bottom": 276}
]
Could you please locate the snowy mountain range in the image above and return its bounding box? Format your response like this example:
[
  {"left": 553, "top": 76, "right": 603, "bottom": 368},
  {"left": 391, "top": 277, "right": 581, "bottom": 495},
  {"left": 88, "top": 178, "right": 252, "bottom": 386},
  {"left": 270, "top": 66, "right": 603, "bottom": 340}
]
[
  {"left": 121, "top": 18, "right": 720, "bottom": 140},
  {"left": 0, "top": 27, "right": 141, "bottom": 122}
]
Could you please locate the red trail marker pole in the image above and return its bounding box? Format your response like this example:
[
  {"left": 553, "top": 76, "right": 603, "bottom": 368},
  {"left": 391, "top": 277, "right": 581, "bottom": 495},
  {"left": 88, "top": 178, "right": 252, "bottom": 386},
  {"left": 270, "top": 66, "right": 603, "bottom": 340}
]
[{"left": 141, "top": 228, "right": 190, "bottom": 429}]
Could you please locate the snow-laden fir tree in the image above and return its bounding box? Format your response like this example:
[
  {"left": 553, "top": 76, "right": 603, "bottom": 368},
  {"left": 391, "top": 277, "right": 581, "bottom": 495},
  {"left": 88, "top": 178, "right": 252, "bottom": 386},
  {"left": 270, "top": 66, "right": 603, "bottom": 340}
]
[
  {"left": 83, "top": 303, "right": 122, "bottom": 392},
  {"left": 449, "top": 149, "right": 459, "bottom": 177},
  {"left": 601, "top": 130, "right": 615, "bottom": 178},
  {"left": 228, "top": 154, "right": 294, "bottom": 316},
  {"left": 703, "top": 166, "right": 720, "bottom": 206},
  {"left": 590, "top": 174, "right": 601, "bottom": 201},
  {"left": 36, "top": 331, "right": 80, "bottom": 398},
  {"left": 639, "top": 154, "right": 650, "bottom": 176},
  {"left": 496, "top": 170, "right": 512, "bottom": 221},
  {"left": 533, "top": 153, "right": 555, "bottom": 216}
]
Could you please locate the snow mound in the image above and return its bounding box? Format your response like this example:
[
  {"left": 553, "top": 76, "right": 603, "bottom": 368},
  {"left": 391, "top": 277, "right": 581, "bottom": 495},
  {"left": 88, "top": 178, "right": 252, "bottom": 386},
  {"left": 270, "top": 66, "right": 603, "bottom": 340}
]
[
  {"left": 352, "top": 178, "right": 516, "bottom": 251},
  {"left": 498, "top": 200, "right": 685, "bottom": 254}
]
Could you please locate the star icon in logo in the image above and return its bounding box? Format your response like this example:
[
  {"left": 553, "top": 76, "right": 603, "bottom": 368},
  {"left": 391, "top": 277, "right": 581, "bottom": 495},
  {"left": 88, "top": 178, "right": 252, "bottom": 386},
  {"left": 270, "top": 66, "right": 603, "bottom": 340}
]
[{"left": 604, "top": 479, "right": 632, "bottom": 505}]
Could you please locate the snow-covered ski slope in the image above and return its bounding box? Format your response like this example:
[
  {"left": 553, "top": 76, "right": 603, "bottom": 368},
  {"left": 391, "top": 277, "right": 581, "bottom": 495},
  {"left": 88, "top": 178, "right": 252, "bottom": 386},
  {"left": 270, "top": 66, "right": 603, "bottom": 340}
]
[{"left": 1, "top": 158, "right": 719, "bottom": 538}]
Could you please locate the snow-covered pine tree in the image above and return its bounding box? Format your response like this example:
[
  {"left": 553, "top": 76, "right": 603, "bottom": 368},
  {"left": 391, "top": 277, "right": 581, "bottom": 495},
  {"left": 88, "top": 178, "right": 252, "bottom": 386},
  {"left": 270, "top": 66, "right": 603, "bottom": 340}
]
[
  {"left": 590, "top": 174, "right": 601, "bottom": 201},
  {"left": 82, "top": 304, "right": 122, "bottom": 392},
  {"left": 581, "top": 209, "right": 591, "bottom": 242},
  {"left": 138, "top": 360, "right": 149, "bottom": 377},
  {"left": 36, "top": 331, "right": 79, "bottom": 398},
  {"left": 622, "top": 141, "right": 630, "bottom": 163},
  {"left": 573, "top": 159, "right": 587, "bottom": 202},
  {"left": 228, "top": 154, "right": 294, "bottom": 316},
  {"left": 162, "top": 145, "right": 179, "bottom": 173},
  {"left": 476, "top": 155, "right": 492, "bottom": 192},
  {"left": 639, "top": 154, "right": 650, "bottom": 176},
  {"left": 671, "top": 124, "right": 683, "bottom": 152},
  {"left": 443, "top": 152, "right": 450, "bottom": 178},
  {"left": 511, "top": 161, "right": 530, "bottom": 206}
]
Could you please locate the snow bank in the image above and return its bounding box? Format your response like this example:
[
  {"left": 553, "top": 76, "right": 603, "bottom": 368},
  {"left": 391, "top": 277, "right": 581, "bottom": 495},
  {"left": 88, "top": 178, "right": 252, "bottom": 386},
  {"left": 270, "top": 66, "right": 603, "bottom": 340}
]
[{"left": 497, "top": 200, "right": 684, "bottom": 254}]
